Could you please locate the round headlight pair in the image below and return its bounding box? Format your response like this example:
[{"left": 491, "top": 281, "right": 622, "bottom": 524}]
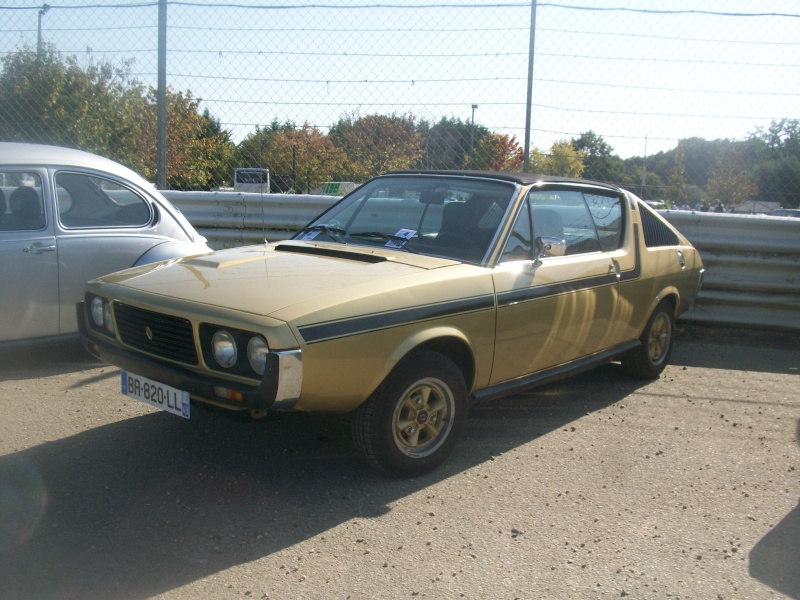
[
  {"left": 247, "top": 336, "right": 269, "bottom": 375},
  {"left": 89, "top": 296, "right": 114, "bottom": 334},
  {"left": 212, "top": 330, "right": 237, "bottom": 368},
  {"left": 211, "top": 331, "right": 268, "bottom": 375}
]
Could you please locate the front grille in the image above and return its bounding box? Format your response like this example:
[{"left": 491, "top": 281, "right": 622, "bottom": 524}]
[{"left": 114, "top": 303, "right": 198, "bottom": 365}]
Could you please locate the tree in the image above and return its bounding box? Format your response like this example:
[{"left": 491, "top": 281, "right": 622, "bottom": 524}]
[
  {"left": 416, "top": 116, "right": 490, "bottom": 170},
  {"left": 750, "top": 119, "right": 800, "bottom": 207},
  {"left": 270, "top": 124, "right": 346, "bottom": 193},
  {"left": 470, "top": 133, "right": 524, "bottom": 171},
  {"left": 570, "top": 131, "right": 624, "bottom": 183},
  {"left": 705, "top": 145, "right": 758, "bottom": 208},
  {"left": 157, "top": 90, "right": 234, "bottom": 190},
  {"left": 329, "top": 113, "right": 424, "bottom": 181},
  {"left": 528, "top": 141, "right": 585, "bottom": 177},
  {"left": 0, "top": 46, "right": 234, "bottom": 190},
  {"left": 665, "top": 143, "right": 688, "bottom": 205},
  {"left": 0, "top": 45, "right": 143, "bottom": 161}
]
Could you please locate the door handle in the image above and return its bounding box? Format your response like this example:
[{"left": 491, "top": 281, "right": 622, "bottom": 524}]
[{"left": 24, "top": 242, "right": 56, "bottom": 254}]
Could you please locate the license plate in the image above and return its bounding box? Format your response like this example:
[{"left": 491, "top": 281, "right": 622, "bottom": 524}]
[{"left": 121, "top": 371, "right": 190, "bottom": 419}]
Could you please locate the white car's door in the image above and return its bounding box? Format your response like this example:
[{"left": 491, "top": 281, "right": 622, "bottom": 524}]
[
  {"left": 0, "top": 170, "right": 59, "bottom": 342},
  {"left": 53, "top": 170, "right": 164, "bottom": 334}
]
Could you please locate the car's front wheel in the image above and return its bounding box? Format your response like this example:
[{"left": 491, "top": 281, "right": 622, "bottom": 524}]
[
  {"left": 623, "top": 299, "right": 675, "bottom": 379},
  {"left": 351, "top": 350, "right": 468, "bottom": 477}
]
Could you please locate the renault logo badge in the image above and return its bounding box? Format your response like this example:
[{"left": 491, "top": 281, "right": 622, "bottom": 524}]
[{"left": 145, "top": 326, "right": 153, "bottom": 341}]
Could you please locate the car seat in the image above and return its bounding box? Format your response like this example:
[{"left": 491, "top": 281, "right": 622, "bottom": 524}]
[{"left": 9, "top": 186, "right": 45, "bottom": 230}]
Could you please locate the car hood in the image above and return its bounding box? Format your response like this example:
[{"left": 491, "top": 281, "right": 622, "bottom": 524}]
[{"left": 97, "top": 241, "right": 463, "bottom": 318}]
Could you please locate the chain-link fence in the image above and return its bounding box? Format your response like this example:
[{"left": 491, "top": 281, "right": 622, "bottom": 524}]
[{"left": 1, "top": 1, "right": 798, "bottom": 209}]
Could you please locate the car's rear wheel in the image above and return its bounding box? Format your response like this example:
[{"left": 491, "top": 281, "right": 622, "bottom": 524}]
[
  {"left": 351, "top": 350, "right": 468, "bottom": 477},
  {"left": 623, "top": 299, "right": 675, "bottom": 379}
]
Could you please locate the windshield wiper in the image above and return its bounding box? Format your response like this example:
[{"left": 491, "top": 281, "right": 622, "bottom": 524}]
[
  {"left": 349, "top": 231, "right": 419, "bottom": 253},
  {"left": 299, "top": 224, "right": 347, "bottom": 243}
]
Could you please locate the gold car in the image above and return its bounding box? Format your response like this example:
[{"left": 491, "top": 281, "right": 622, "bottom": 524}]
[{"left": 78, "top": 171, "right": 704, "bottom": 477}]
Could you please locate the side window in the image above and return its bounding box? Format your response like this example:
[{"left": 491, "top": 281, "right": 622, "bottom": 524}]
[
  {"left": 0, "top": 171, "right": 45, "bottom": 232},
  {"left": 585, "top": 193, "right": 623, "bottom": 251},
  {"left": 55, "top": 171, "right": 151, "bottom": 229},
  {"left": 499, "top": 200, "right": 532, "bottom": 263},
  {"left": 529, "top": 190, "right": 601, "bottom": 255}
]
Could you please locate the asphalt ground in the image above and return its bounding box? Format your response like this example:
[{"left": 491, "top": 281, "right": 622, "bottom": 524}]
[{"left": 0, "top": 324, "right": 798, "bottom": 600}]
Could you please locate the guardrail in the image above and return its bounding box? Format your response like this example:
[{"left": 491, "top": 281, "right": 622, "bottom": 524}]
[
  {"left": 163, "top": 191, "right": 800, "bottom": 332},
  {"left": 660, "top": 211, "right": 799, "bottom": 332}
]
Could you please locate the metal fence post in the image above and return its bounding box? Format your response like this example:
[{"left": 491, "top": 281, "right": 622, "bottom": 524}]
[{"left": 156, "top": 0, "right": 167, "bottom": 190}]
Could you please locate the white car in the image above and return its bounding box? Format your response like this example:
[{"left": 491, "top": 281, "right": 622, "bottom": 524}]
[{"left": 0, "top": 143, "right": 211, "bottom": 345}]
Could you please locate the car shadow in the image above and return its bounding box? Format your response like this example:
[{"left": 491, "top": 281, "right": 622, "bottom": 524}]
[
  {"left": 0, "top": 338, "right": 103, "bottom": 382},
  {"left": 0, "top": 363, "right": 645, "bottom": 600},
  {"left": 748, "top": 418, "right": 800, "bottom": 599},
  {"left": 670, "top": 324, "right": 800, "bottom": 375},
  {"left": 749, "top": 500, "right": 800, "bottom": 599}
]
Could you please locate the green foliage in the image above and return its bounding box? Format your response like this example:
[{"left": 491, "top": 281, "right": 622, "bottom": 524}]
[
  {"left": 570, "top": 131, "right": 624, "bottom": 183},
  {"left": 415, "top": 116, "right": 490, "bottom": 170},
  {"left": 0, "top": 45, "right": 143, "bottom": 162},
  {"left": 705, "top": 145, "right": 757, "bottom": 207},
  {"left": 751, "top": 119, "right": 800, "bottom": 208},
  {"left": 469, "top": 133, "right": 524, "bottom": 171},
  {"left": 329, "top": 112, "right": 424, "bottom": 181},
  {"left": 2, "top": 44, "right": 799, "bottom": 204},
  {"left": 0, "top": 46, "right": 235, "bottom": 190},
  {"left": 529, "top": 141, "right": 585, "bottom": 177}
]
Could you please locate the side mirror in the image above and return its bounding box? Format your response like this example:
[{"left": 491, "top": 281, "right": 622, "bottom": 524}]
[{"left": 533, "top": 236, "right": 567, "bottom": 265}]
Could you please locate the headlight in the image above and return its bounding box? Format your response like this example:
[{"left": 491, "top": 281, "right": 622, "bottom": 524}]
[
  {"left": 212, "top": 330, "right": 237, "bottom": 368},
  {"left": 103, "top": 303, "right": 114, "bottom": 333},
  {"left": 90, "top": 297, "right": 105, "bottom": 327},
  {"left": 247, "top": 336, "right": 269, "bottom": 375}
]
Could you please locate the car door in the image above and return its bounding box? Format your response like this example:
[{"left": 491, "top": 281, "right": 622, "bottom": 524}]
[
  {"left": 490, "top": 188, "right": 619, "bottom": 385},
  {"left": 53, "top": 170, "right": 164, "bottom": 335},
  {"left": 0, "top": 170, "right": 59, "bottom": 342}
]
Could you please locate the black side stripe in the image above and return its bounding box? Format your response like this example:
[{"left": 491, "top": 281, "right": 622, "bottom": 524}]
[
  {"left": 497, "top": 272, "right": 617, "bottom": 308},
  {"left": 297, "top": 294, "right": 496, "bottom": 344},
  {"left": 299, "top": 227, "right": 642, "bottom": 344}
]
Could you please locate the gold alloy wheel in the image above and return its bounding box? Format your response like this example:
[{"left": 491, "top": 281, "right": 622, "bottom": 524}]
[
  {"left": 392, "top": 377, "right": 454, "bottom": 458},
  {"left": 647, "top": 312, "right": 671, "bottom": 364}
]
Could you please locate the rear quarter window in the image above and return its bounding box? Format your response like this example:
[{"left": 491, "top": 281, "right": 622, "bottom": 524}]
[{"left": 55, "top": 172, "right": 151, "bottom": 229}]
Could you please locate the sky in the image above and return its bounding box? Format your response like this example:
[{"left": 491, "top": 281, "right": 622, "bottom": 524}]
[{"left": 1, "top": 1, "right": 798, "bottom": 158}]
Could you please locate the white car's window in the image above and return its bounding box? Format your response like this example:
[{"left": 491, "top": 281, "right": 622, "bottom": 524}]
[
  {"left": 0, "top": 171, "right": 45, "bottom": 231},
  {"left": 585, "top": 192, "right": 623, "bottom": 251},
  {"left": 529, "top": 190, "right": 601, "bottom": 255},
  {"left": 55, "top": 171, "right": 151, "bottom": 229}
]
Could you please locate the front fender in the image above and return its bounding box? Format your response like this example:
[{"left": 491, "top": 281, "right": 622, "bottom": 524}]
[
  {"left": 134, "top": 240, "right": 212, "bottom": 266},
  {"left": 387, "top": 326, "right": 478, "bottom": 391}
]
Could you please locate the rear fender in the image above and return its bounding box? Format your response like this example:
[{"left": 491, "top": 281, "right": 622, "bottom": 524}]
[{"left": 134, "top": 240, "right": 212, "bottom": 266}]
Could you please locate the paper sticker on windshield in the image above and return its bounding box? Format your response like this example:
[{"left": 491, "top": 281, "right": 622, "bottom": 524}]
[{"left": 386, "top": 229, "right": 416, "bottom": 249}]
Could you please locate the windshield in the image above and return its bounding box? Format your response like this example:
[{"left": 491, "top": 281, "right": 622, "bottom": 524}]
[{"left": 294, "top": 175, "right": 517, "bottom": 263}]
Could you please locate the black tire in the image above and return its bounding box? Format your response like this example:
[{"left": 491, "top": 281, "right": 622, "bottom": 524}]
[
  {"left": 622, "top": 299, "right": 676, "bottom": 380},
  {"left": 351, "top": 350, "right": 468, "bottom": 477}
]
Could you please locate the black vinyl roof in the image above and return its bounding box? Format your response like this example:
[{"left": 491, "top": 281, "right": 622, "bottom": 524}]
[{"left": 386, "top": 169, "right": 623, "bottom": 192}]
